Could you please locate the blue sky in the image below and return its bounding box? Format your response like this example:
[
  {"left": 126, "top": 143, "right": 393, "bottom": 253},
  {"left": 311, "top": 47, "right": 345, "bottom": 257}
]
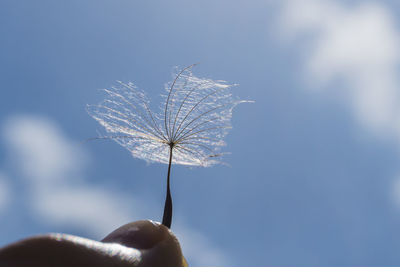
[{"left": 1, "top": 0, "right": 400, "bottom": 266}]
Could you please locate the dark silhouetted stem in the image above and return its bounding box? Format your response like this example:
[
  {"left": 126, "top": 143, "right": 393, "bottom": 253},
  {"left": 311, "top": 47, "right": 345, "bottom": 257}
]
[{"left": 162, "top": 146, "right": 173, "bottom": 228}]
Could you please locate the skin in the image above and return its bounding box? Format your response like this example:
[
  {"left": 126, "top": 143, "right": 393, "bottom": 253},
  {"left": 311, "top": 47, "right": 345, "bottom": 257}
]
[{"left": 0, "top": 220, "right": 188, "bottom": 267}]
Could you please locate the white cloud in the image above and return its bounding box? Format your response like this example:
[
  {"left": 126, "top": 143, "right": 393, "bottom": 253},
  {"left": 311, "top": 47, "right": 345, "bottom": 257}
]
[
  {"left": 278, "top": 0, "right": 400, "bottom": 208},
  {"left": 1, "top": 114, "right": 230, "bottom": 265},
  {"left": 279, "top": 0, "right": 400, "bottom": 139},
  {"left": 2, "top": 115, "right": 135, "bottom": 237},
  {"left": 3, "top": 115, "right": 86, "bottom": 184},
  {"left": 32, "top": 186, "right": 138, "bottom": 236}
]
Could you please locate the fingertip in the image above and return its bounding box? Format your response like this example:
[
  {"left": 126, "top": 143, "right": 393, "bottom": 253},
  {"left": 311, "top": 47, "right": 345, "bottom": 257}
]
[
  {"left": 102, "top": 220, "right": 168, "bottom": 249},
  {"left": 102, "top": 220, "right": 185, "bottom": 267}
]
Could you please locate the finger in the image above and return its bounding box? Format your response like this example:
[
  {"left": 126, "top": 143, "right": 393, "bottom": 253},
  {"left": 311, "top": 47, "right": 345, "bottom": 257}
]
[
  {"left": 102, "top": 220, "right": 187, "bottom": 267},
  {"left": 0, "top": 234, "right": 140, "bottom": 267},
  {"left": 0, "top": 220, "right": 187, "bottom": 267}
]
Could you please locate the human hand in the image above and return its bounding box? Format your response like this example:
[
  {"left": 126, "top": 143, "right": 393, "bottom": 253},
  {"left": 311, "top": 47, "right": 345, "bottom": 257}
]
[{"left": 0, "top": 220, "right": 188, "bottom": 267}]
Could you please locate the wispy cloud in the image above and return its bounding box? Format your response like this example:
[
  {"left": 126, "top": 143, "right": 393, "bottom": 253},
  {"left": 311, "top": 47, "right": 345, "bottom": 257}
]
[
  {"left": 2, "top": 115, "right": 140, "bottom": 236},
  {"left": 1, "top": 114, "right": 230, "bottom": 266},
  {"left": 278, "top": 0, "right": 400, "bottom": 206},
  {"left": 3, "top": 115, "right": 86, "bottom": 184},
  {"left": 279, "top": 0, "right": 400, "bottom": 138}
]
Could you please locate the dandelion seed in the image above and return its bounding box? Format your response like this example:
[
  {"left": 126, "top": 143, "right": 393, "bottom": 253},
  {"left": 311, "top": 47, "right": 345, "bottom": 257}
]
[{"left": 87, "top": 65, "right": 251, "bottom": 228}]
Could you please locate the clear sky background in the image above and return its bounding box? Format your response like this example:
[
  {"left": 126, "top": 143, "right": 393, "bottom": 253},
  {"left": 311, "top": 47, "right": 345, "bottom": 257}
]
[{"left": 1, "top": 0, "right": 400, "bottom": 266}]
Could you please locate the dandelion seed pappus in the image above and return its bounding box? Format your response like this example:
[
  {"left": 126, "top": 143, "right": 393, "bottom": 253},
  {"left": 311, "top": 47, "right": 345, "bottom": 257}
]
[{"left": 87, "top": 64, "right": 252, "bottom": 228}]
